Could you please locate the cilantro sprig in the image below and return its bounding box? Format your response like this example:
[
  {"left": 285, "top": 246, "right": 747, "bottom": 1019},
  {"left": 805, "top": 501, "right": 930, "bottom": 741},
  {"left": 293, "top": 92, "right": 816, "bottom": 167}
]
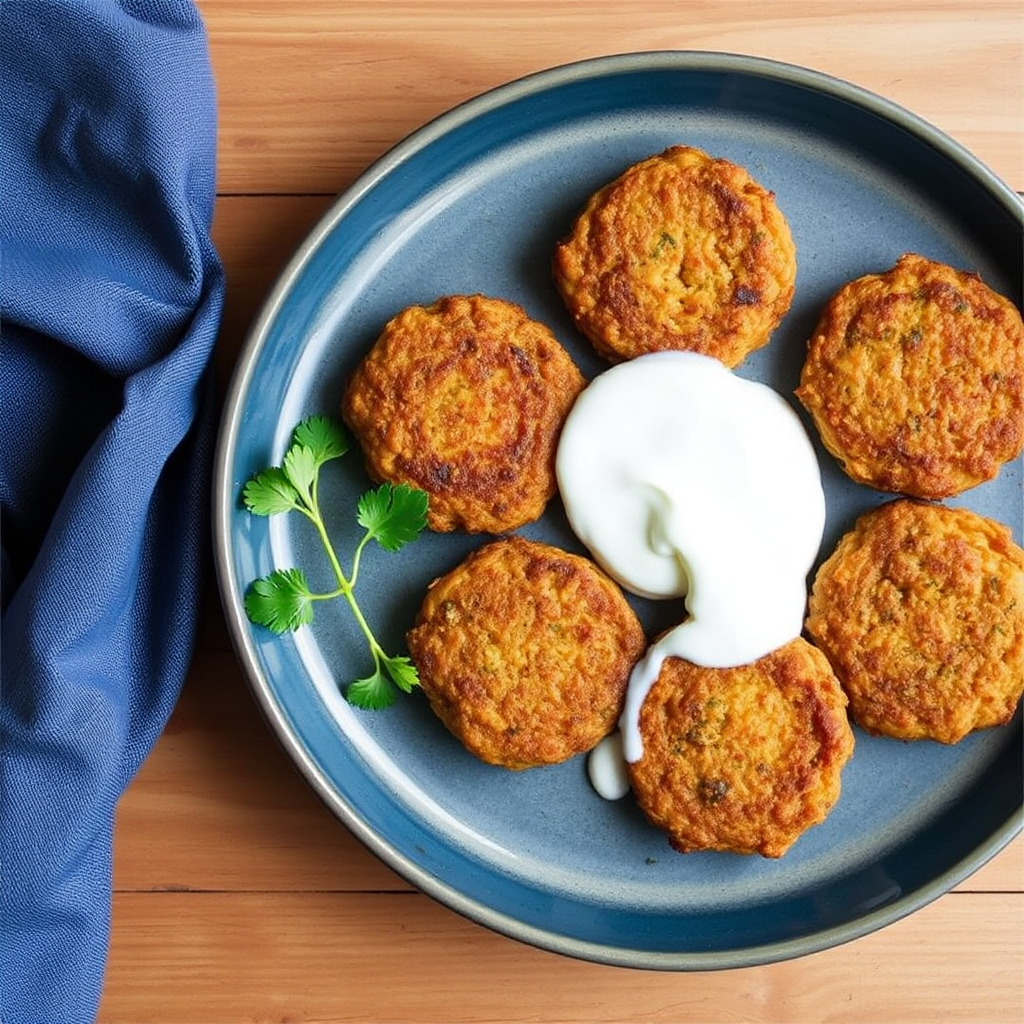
[{"left": 242, "top": 415, "right": 428, "bottom": 710}]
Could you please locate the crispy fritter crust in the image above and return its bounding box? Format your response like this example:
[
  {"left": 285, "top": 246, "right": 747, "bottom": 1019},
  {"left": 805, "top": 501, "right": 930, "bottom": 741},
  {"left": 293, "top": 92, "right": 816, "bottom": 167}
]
[
  {"left": 806, "top": 499, "right": 1024, "bottom": 744},
  {"left": 796, "top": 253, "right": 1024, "bottom": 499},
  {"left": 341, "top": 294, "right": 585, "bottom": 533},
  {"left": 406, "top": 537, "right": 646, "bottom": 769},
  {"left": 627, "top": 639, "right": 854, "bottom": 858},
  {"left": 552, "top": 145, "right": 797, "bottom": 367}
]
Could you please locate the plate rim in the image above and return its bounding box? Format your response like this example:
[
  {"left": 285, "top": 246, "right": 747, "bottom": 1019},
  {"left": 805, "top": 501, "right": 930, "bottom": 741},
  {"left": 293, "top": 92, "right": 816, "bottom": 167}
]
[{"left": 213, "top": 49, "right": 1024, "bottom": 971}]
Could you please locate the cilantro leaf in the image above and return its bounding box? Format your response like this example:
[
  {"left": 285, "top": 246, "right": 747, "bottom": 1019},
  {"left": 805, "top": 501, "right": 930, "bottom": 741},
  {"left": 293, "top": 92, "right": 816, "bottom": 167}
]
[
  {"left": 346, "top": 667, "right": 398, "bottom": 710},
  {"left": 383, "top": 653, "right": 419, "bottom": 693},
  {"left": 282, "top": 416, "right": 349, "bottom": 506},
  {"left": 282, "top": 443, "right": 318, "bottom": 506},
  {"left": 242, "top": 467, "right": 301, "bottom": 516},
  {"left": 292, "top": 415, "right": 349, "bottom": 465},
  {"left": 244, "top": 568, "right": 314, "bottom": 633},
  {"left": 357, "top": 482, "right": 429, "bottom": 552}
]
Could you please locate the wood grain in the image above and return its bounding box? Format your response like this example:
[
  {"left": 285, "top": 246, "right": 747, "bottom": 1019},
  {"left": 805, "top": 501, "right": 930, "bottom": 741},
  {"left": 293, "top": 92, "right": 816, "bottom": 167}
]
[
  {"left": 100, "top": 2, "right": 1023, "bottom": 1021},
  {"left": 101, "top": 889, "right": 1024, "bottom": 1023},
  {"left": 209, "top": 195, "right": 335, "bottom": 388},
  {"left": 201, "top": 0, "right": 1024, "bottom": 196}
]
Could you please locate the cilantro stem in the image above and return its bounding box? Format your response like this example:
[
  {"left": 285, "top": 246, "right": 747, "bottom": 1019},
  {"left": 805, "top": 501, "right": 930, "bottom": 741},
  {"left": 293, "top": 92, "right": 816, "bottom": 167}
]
[
  {"left": 348, "top": 532, "right": 373, "bottom": 590},
  {"left": 303, "top": 504, "right": 389, "bottom": 665},
  {"left": 303, "top": 504, "right": 348, "bottom": 592}
]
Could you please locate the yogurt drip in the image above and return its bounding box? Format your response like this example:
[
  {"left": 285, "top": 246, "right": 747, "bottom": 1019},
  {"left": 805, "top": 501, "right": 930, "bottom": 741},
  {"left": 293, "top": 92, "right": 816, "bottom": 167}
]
[{"left": 555, "top": 351, "right": 826, "bottom": 773}]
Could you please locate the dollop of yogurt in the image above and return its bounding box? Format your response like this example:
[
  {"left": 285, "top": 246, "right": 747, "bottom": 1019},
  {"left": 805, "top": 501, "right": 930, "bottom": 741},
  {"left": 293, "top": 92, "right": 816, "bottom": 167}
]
[{"left": 555, "top": 351, "right": 825, "bottom": 771}]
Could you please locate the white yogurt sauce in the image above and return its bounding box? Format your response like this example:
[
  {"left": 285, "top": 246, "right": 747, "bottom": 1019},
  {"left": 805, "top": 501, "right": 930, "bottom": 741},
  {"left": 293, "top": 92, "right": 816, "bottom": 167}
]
[
  {"left": 587, "top": 731, "right": 631, "bottom": 800},
  {"left": 555, "top": 351, "right": 825, "bottom": 775}
]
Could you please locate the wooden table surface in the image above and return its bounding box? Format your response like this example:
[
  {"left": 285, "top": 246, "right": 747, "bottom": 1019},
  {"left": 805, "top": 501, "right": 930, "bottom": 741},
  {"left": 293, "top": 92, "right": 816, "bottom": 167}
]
[{"left": 99, "top": 3, "right": 1024, "bottom": 1021}]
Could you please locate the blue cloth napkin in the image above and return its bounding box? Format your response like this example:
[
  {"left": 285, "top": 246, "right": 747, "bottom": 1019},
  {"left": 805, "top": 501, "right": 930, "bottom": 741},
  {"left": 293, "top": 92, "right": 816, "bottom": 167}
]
[{"left": 0, "top": 2, "right": 224, "bottom": 1020}]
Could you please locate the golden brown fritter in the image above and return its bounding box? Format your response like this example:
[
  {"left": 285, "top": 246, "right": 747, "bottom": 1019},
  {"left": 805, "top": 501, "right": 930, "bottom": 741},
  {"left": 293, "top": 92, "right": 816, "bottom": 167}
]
[
  {"left": 627, "top": 639, "right": 854, "bottom": 858},
  {"left": 806, "top": 499, "right": 1024, "bottom": 744},
  {"left": 552, "top": 145, "right": 797, "bottom": 367},
  {"left": 406, "top": 536, "right": 646, "bottom": 769},
  {"left": 341, "top": 294, "right": 585, "bottom": 534},
  {"left": 796, "top": 253, "right": 1024, "bottom": 499}
]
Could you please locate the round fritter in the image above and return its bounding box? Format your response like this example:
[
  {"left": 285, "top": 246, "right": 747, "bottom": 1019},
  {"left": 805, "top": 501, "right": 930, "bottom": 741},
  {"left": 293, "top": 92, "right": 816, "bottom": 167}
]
[
  {"left": 806, "top": 499, "right": 1024, "bottom": 744},
  {"left": 552, "top": 145, "right": 797, "bottom": 367},
  {"left": 796, "top": 253, "right": 1024, "bottom": 499},
  {"left": 627, "top": 639, "right": 854, "bottom": 858},
  {"left": 406, "top": 536, "right": 646, "bottom": 769},
  {"left": 341, "top": 294, "right": 585, "bottom": 534}
]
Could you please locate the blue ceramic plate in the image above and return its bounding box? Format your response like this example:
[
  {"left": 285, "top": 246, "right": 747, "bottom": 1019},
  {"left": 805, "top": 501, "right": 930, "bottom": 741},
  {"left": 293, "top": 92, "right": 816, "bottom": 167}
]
[{"left": 214, "top": 52, "right": 1023, "bottom": 969}]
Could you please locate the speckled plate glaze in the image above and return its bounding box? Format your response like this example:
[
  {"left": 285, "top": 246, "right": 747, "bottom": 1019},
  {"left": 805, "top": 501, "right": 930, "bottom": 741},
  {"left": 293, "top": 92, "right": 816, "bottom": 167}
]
[{"left": 214, "top": 52, "right": 1024, "bottom": 969}]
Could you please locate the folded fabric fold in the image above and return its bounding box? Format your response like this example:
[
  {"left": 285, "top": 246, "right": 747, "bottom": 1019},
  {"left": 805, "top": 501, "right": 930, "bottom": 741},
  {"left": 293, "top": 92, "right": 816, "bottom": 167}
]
[{"left": 0, "top": 2, "right": 225, "bottom": 1021}]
